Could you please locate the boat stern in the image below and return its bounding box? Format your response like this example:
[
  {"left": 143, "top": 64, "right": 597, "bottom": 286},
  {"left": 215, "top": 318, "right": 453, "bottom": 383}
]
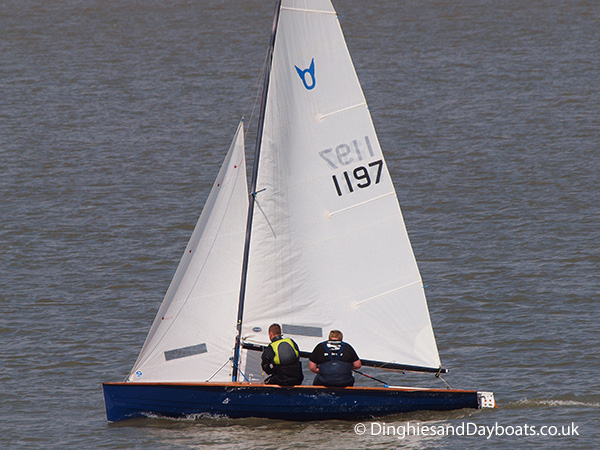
[{"left": 477, "top": 391, "right": 496, "bottom": 408}]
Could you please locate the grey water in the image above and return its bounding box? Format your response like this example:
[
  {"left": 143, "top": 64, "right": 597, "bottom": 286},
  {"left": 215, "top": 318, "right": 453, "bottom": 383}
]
[{"left": 1, "top": 0, "right": 598, "bottom": 448}]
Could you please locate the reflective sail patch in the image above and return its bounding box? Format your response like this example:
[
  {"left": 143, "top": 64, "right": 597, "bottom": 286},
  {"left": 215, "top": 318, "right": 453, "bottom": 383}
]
[
  {"left": 164, "top": 343, "right": 208, "bottom": 361},
  {"left": 282, "top": 324, "right": 322, "bottom": 337}
]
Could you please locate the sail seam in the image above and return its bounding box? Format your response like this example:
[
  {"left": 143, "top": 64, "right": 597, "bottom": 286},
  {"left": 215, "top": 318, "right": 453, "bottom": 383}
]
[
  {"left": 353, "top": 280, "right": 422, "bottom": 308},
  {"left": 328, "top": 191, "right": 395, "bottom": 218},
  {"left": 317, "top": 102, "right": 367, "bottom": 122},
  {"left": 281, "top": 7, "right": 337, "bottom": 15}
]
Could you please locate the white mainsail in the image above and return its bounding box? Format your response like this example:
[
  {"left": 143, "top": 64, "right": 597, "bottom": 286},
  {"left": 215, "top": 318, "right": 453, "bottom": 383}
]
[
  {"left": 127, "top": 0, "right": 442, "bottom": 384},
  {"left": 128, "top": 122, "right": 248, "bottom": 382},
  {"left": 242, "top": 0, "right": 442, "bottom": 371}
]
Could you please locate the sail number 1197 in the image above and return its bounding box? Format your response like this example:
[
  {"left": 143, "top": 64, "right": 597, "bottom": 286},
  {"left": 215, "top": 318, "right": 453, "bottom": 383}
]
[
  {"left": 332, "top": 160, "right": 383, "bottom": 196},
  {"left": 319, "top": 135, "right": 384, "bottom": 197}
]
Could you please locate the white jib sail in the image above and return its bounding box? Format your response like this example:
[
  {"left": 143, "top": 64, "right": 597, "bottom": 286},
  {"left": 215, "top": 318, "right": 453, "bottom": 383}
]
[
  {"left": 242, "top": 0, "right": 442, "bottom": 371},
  {"left": 128, "top": 122, "right": 248, "bottom": 382}
]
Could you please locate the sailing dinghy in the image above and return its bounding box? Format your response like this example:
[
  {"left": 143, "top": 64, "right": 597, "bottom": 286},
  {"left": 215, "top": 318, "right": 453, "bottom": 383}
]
[{"left": 103, "top": 0, "right": 495, "bottom": 422}]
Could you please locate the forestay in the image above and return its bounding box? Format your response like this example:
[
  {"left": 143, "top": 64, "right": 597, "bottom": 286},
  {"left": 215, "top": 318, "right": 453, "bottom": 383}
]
[
  {"left": 242, "top": 0, "right": 442, "bottom": 371},
  {"left": 128, "top": 122, "right": 247, "bottom": 382}
]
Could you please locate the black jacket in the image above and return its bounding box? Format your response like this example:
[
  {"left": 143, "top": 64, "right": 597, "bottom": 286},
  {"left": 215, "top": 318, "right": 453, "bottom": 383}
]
[{"left": 261, "top": 336, "right": 304, "bottom": 386}]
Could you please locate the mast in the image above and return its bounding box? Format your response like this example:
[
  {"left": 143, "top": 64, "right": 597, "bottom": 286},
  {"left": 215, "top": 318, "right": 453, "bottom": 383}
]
[{"left": 232, "top": 0, "right": 282, "bottom": 381}]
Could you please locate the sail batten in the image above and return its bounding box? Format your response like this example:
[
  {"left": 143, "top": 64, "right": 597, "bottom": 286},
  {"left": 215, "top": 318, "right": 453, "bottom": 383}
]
[
  {"left": 281, "top": 7, "right": 337, "bottom": 15},
  {"left": 316, "top": 102, "right": 368, "bottom": 121},
  {"left": 327, "top": 191, "right": 396, "bottom": 217},
  {"left": 353, "top": 281, "right": 423, "bottom": 308}
]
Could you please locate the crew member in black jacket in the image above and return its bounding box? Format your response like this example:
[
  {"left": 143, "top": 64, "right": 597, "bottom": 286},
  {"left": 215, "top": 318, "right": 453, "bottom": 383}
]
[{"left": 309, "top": 329, "right": 361, "bottom": 387}]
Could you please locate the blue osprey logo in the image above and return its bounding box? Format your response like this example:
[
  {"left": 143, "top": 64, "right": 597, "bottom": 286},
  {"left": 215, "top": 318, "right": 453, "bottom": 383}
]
[{"left": 295, "top": 58, "right": 316, "bottom": 90}]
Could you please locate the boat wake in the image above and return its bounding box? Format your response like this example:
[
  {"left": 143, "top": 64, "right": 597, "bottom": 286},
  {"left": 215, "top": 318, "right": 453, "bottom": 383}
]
[
  {"left": 141, "top": 412, "right": 231, "bottom": 422},
  {"left": 509, "top": 397, "right": 600, "bottom": 409}
]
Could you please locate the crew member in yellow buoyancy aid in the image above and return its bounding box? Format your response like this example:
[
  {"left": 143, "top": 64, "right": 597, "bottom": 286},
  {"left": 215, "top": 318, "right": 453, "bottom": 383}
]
[{"left": 261, "top": 323, "right": 304, "bottom": 386}]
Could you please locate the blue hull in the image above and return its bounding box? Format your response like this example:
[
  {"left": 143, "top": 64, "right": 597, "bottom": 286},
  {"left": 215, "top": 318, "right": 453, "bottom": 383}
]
[{"left": 103, "top": 382, "right": 479, "bottom": 422}]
